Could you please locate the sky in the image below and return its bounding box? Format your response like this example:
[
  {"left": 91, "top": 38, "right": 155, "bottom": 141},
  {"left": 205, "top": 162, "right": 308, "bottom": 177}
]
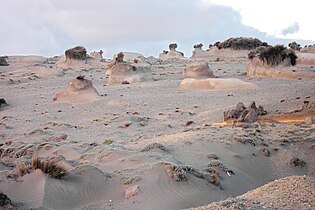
[{"left": 0, "top": 0, "right": 314, "bottom": 58}]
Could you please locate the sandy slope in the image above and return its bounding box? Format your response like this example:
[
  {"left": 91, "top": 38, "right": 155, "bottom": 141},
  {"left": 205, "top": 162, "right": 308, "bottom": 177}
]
[
  {"left": 0, "top": 53, "right": 314, "bottom": 210},
  {"left": 189, "top": 176, "right": 314, "bottom": 210}
]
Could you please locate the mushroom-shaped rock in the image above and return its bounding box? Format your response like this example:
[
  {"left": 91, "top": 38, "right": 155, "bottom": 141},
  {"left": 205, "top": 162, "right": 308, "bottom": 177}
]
[
  {"left": 0, "top": 56, "right": 9, "bottom": 66},
  {"left": 159, "top": 43, "right": 184, "bottom": 60},
  {"left": 65, "top": 46, "right": 87, "bottom": 60},
  {"left": 169, "top": 43, "right": 178, "bottom": 51},
  {"left": 180, "top": 78, "right": 258, "bottom": 90},
  {"left": 107, "top": 52, "right": 152, "bottom": 85},
  {"left": 53, "top": 76, "right": 99, "bottom": 103},
  {"left": 182, "top": 61, "right": 215, "bottom": 79}
]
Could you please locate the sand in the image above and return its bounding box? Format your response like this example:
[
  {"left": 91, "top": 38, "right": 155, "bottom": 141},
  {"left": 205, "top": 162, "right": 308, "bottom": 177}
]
[{"left": 0, "top": 50, "right": 314, "bottom": 210}]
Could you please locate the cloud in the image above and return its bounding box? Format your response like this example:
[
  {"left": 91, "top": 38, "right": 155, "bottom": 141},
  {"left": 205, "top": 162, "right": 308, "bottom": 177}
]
[
  {"left": 0, "top": 0, "right": 313, "bottom": 57},
  {"left": 281, "top": 22, "right": 300, "bottom": 36}
]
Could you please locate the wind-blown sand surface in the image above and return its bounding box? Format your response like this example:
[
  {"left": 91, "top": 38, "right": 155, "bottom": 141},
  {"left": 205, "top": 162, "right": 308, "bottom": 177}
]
[{"left": 0, "top": 51, "right": 314, "bottom": 209}]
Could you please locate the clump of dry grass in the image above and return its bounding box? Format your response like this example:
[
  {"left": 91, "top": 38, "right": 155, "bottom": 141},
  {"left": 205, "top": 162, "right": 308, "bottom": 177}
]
[
  {"left": 17, "top": 157, "right": 67, "bottom": 179},
  {"left": 31, "top": 156, "right": 67, "bottom": 179},
  {"left": 258, "top": 45, "right": 297, "bottom": 66}
]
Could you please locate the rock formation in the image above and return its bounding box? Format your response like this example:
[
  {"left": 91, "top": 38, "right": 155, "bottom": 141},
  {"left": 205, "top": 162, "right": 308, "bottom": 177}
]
[
  {"left": 182, "top": 61, "right": 215, "bottom": 79},
  {"left": 223, "top": 101, "right": 267, "bottom": 123},
  {"left": 53, "top": 75, "right": 99, "bottom": 103},
  {"left": 65, "top": 46, "right": 87, "bottom": 60},
  {"left": 107, "top": 52, "right": 152, "bottom": 85},
  {"left": 159, "top": 43, "right": 184, "bottom": 60},
  {"left": 191, "top": 43, "right": 207, "bottom": 58},
  {"left": 0, "top": 56, "right": 9, "bottom": 66},
  {"left": 288, "top": 42, "right": 301, "bottom": 51}
]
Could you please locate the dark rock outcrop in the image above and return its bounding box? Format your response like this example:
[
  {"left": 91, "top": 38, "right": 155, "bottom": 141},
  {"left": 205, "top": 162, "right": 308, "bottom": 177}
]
[
  {"left": 0, "top": 56, "right": 9, "bottom": 66},
  {"left": 65, "top": 46, "right": 87, "bottom": 60},
  {"left": 224, "top": 101, "right": 267, "bottom": 123},
  {"left": 0, "top": 98, "right": 8, "bottom": 108}
]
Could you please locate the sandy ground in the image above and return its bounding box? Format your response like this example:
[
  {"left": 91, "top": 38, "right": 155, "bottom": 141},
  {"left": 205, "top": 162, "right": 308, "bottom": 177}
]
[{"left": 0, "top": 51, "right": 314, "bottom": 210}]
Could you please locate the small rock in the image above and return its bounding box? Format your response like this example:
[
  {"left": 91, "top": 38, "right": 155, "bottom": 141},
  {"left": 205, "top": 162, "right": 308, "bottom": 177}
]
[
  {"left": 259, "top": 148, "right": 270, "bottom": 157},
  {"left": 185, "top": 121, "right": 194, "bottom": 126},
  {"left": 0, "top": 99, "right": 8, "bottom": 107},
  {"left": 207, "top": 154, "right": 218, "bottom": 159},
  {"left": 289, "top": 157, "right": 306, "bottom": 167},
  {"left": 125, "top": 185, "right": 140, "bottom": 199}
]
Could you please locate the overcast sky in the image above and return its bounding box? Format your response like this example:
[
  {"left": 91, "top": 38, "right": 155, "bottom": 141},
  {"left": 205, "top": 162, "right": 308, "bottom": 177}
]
[{"left": 1, "top": 0, "right": 314, "bottom": 57}]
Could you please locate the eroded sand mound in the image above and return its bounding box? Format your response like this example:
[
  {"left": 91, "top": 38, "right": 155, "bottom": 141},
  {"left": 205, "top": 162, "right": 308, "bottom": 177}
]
[
  {"left": 53, "top": 76, "right": 99, "bottom": 103},
  {"left": 190, "top": 176, "right": 315, "bottom": 210},
  {"left": 301, "top": 45, "right": 315, "bottom": 54},
  {"left": 180, "top": 78, "right": 258, "bottom": 90},
  {"left": 107, "top": 52, "right": 152, "bottom": 84},
  {"left": 297, "top": 53, "right": 315, "bottom": 65},
  {"left": 191, "top": 48, "right": 249, "bottom": 61},
  {"left": 247, "top": 58, "right": 315, "bottom": 79},
  {"left": 182, "top": 61, "right": 215, "bottom": 79}
]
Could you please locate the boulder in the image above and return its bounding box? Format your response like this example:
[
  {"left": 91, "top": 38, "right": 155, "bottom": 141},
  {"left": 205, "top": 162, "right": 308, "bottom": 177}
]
[
  {"left": 65, "top": 46, "right": 87, "bottom": 60},
  {"left": 125, "top": 185, "right": 140, "bottom": 199},
  {"left": 0, "top": 56, "right": 9, "bottom": 66}
]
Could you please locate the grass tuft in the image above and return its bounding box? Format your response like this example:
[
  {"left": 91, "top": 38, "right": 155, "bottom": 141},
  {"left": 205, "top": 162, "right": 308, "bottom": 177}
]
[{"left": 31, "top": 156, "right": 67, "bottom": 179}]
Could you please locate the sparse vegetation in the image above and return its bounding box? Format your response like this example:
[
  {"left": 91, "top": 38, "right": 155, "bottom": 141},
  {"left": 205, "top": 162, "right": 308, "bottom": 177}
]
[
  {"left": 258, "top": 45, "right": 297, "bottom": 66},
  {"left": 32, "top": 156, "right": 67, "bottom": 179},
  {"left": 217, "top": 37, "right": 265, "bottom": 50},
  {"left": 17, "top": 156, "right": 67, "bottom": 179}
]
